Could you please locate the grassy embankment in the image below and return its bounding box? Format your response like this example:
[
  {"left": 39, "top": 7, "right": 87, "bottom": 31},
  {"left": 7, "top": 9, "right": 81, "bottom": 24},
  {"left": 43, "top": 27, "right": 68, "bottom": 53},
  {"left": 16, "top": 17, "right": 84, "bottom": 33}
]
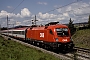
[
  {"left": 0, "top": 36, "right": 61, "bottom": 60},
  {"left": 72, "top": 29, "right": 90, "bottom": 49}
]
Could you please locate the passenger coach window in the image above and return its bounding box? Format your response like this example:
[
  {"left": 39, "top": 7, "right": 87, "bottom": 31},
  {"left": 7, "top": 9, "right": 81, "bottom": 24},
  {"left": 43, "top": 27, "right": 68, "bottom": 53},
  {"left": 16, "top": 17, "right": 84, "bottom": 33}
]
[
  {"left": 21, "top": 31, "right": 25, "bottom": 35},
  {"left": 56, "top": 28, "right": 69, "bottom": 36}
]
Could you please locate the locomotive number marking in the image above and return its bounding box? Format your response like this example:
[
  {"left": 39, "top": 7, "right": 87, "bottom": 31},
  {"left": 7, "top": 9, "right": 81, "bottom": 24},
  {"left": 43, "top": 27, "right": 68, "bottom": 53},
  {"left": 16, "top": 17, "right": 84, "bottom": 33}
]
[{"left": 40, "top": 33, "right": 44, "bottom": 38}]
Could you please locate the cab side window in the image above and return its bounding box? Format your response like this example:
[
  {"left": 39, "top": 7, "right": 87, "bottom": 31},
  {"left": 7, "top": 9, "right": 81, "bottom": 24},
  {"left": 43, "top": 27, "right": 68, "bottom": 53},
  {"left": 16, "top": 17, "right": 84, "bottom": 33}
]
[{"left": 49, "top": 29, "right": 53, "bottom": 35}]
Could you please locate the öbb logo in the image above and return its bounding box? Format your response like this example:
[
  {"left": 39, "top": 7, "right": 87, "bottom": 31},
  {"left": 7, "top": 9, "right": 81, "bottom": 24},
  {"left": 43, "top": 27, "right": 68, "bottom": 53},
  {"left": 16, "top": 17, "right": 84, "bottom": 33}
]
[{"left": 40, "top": 33, "right": 44, "bottom": 38}]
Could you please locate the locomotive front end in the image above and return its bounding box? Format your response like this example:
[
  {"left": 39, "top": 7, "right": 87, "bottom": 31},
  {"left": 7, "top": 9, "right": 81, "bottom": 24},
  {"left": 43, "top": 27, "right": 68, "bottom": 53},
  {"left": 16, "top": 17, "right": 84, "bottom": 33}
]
[{"left": 54, "top": 27, "right": 74, "bottom": 51}]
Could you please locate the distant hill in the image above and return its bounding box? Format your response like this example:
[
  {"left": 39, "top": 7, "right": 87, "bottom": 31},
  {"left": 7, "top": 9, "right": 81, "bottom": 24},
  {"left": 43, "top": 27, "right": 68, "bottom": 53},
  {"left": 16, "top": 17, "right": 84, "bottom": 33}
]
[{"left": 64, "top": 22, "right": 88, "bottom": 26}]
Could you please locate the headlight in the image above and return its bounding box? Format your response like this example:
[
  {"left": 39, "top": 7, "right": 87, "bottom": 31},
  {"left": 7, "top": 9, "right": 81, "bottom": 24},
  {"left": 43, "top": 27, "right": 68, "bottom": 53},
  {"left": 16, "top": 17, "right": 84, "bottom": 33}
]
[
  {"left": 55, "top": 38, "right": 58, "bottom": 42},
  {"left": 62, "top": 39, "right": 67, "bottom": 42}
]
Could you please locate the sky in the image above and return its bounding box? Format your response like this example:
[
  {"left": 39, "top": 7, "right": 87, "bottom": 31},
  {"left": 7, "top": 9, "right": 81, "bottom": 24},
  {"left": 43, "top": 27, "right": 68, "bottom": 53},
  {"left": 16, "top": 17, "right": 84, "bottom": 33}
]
[{"left": 0, "top": 0, "right": 90, "bottom": 27}]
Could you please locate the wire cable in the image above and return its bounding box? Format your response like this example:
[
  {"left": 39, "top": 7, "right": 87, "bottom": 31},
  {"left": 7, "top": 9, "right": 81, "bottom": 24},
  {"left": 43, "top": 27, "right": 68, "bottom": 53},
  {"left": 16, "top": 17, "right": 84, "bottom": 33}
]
[
  {"left": 43, "top": 0, "right": 82, "bottom": 14},
  {"left": 11, "top": 0, "right": 24, "bottom": 13},
  {"left": 56, "top": 4, "right": 90, "bottom": 16},
  {"left": 39, "top": 4, "right": 90, "bottom": 24}
]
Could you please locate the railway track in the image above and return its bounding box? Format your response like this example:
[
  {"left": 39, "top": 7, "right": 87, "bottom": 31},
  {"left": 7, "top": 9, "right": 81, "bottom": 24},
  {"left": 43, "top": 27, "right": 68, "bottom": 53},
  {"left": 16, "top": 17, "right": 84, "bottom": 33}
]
[
  {"left": 64, "top": 47, "right": 90, "bottom": 60},
  {"left": 74, "top": 47, "right": 90, "bottom": 60},
  {"left": 1, "top": 35, "right": 90, "bottom": 60},
  {"left": 74, "top": 47, "right": 90, "bottom": 53}
]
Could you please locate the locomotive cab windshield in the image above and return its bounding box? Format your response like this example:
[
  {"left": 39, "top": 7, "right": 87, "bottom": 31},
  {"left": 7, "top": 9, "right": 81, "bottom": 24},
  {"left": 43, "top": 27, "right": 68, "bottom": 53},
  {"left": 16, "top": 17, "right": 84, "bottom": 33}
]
[{"left": 56, "top": 28, "right": 69, "bottom": 37}]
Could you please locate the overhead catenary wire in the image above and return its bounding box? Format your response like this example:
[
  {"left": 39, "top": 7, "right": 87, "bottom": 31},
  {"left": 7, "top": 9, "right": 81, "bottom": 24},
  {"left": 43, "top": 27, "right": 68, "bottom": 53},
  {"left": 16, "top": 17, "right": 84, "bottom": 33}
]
[
  {"left": 11, "top": 0, "right": 24, "bottom": 13},
  {"left": 43, "top": 0, "right": 83, "bottom": 14},
  {"left": 39, "top": 2, "right": 90, "bottom": 24},
  {"left": 36, "top": 0, "right": 84, "bottom": 24},
  {"left": 43, "top": 0, "right": 89, "bottom": 21},
  {"left": 56, "top": 5, "right": 90, "bottom": 16}
]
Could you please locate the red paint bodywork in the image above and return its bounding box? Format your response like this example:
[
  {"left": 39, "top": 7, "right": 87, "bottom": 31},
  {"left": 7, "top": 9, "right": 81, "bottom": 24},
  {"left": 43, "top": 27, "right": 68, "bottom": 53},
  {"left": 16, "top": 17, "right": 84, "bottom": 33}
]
[{"left": 26, "top": 24, "right": 71, "bottom": 43}]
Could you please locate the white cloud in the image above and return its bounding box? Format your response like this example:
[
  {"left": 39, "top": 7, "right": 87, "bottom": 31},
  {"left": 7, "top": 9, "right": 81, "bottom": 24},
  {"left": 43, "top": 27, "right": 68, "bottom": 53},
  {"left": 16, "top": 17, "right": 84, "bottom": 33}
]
[
  {"left": 37, "top": 11, "right": 70, "bottom": 24},
  {"left": 38, "top": 12, "right": 49, "bottom": 19},
  {"left": 0, "top": 10, "right": 17, "bottom": 19},
  {"left": 56, "top": 2, "right": 90, "bottom": 15},
  {"left": 66, "top": 6, "right": 72, "bottom": 11},
  {"left": 15, "top": 21, "right": 22, "bottom": 26},
  {"left": 7, "top": 6, "right": 12, "bottom": 9},
  {"left": 0, "top": 8, "right": 31, "bottom": 18},
  {"left": 38, "top": 2, "right": 90, "bottom": 24},
  {"left": 0, "top": 10, "right": 8, "bottom": 18},
  {"left": 23, "top": 20, "right": 30, "bottom": 23},
  {"left": 21, "top": 8, "right": 31, "bottom": 18},
  {"left": 0, "top": 8, "right": 32, "bottom": 27},
  {"left": 53, "top": 2, "right": 90, "bottom": 23},
  {"left": 63, "top": 13, "right": 69, "bottom": 17},
  {"left": 38, "top": 2, "right": 47, "bottom": 5},
  {"left": 16, "top": 13, "right": 21, "bottom": 18},
  {"left": 38, "top": 12, "right": 57, "bottom": 19}
]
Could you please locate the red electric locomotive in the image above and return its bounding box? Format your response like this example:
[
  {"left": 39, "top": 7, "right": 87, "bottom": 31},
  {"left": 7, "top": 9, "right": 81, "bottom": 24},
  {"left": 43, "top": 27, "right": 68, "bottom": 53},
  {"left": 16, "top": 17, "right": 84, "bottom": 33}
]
[{"left": 26, "top": 22, "right": 74, "bottom": 51}]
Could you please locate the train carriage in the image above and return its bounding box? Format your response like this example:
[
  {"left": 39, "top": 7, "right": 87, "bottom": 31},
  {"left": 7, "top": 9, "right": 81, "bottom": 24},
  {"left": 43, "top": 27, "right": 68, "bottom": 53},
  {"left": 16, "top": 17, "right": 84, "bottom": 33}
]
[{"left": 1, "top": 27, "right": 27, "bottom": 40}]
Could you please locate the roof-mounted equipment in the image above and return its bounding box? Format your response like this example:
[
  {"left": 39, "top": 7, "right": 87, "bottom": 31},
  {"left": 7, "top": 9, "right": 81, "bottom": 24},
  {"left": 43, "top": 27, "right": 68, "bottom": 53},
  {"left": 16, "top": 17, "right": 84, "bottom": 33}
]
[{"left": 45, "top": 21, "right": 59, "bottom": 26}]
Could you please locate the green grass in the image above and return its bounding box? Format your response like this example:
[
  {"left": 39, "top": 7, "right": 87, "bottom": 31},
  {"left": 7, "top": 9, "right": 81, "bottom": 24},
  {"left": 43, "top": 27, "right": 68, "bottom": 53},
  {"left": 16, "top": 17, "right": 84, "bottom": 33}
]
[
  {"left": 0, "top": 36, "right": 61, "bottom": 60},
  {"left": 72, "top": 29, "right": 90, "bottom": 49}
]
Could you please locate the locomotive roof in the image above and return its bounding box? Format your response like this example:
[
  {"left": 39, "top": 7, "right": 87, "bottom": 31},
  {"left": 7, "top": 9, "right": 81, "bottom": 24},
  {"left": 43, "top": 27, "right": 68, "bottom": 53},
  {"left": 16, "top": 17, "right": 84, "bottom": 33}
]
[
  {"left": 2, "top": 24, "right": 68, "bottom": 31},
  {"left": 31, "top": 24, "right": 68, "bottom": 30},
  {"left": 47, "top": 24, "right": 68, "bottom": 29},
  {"left": 45, "top": 21, "right": 59, "bottom": 26}
]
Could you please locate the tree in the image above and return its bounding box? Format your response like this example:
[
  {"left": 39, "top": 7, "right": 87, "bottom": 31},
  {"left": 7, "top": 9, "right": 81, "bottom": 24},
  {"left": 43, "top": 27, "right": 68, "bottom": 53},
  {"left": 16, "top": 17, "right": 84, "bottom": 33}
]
[
  {"left": 68, "top": 18, "right": 75, "bottom": 35},
  {"left": 88, "top": 15, "right": 90, "bottom": 28}
]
